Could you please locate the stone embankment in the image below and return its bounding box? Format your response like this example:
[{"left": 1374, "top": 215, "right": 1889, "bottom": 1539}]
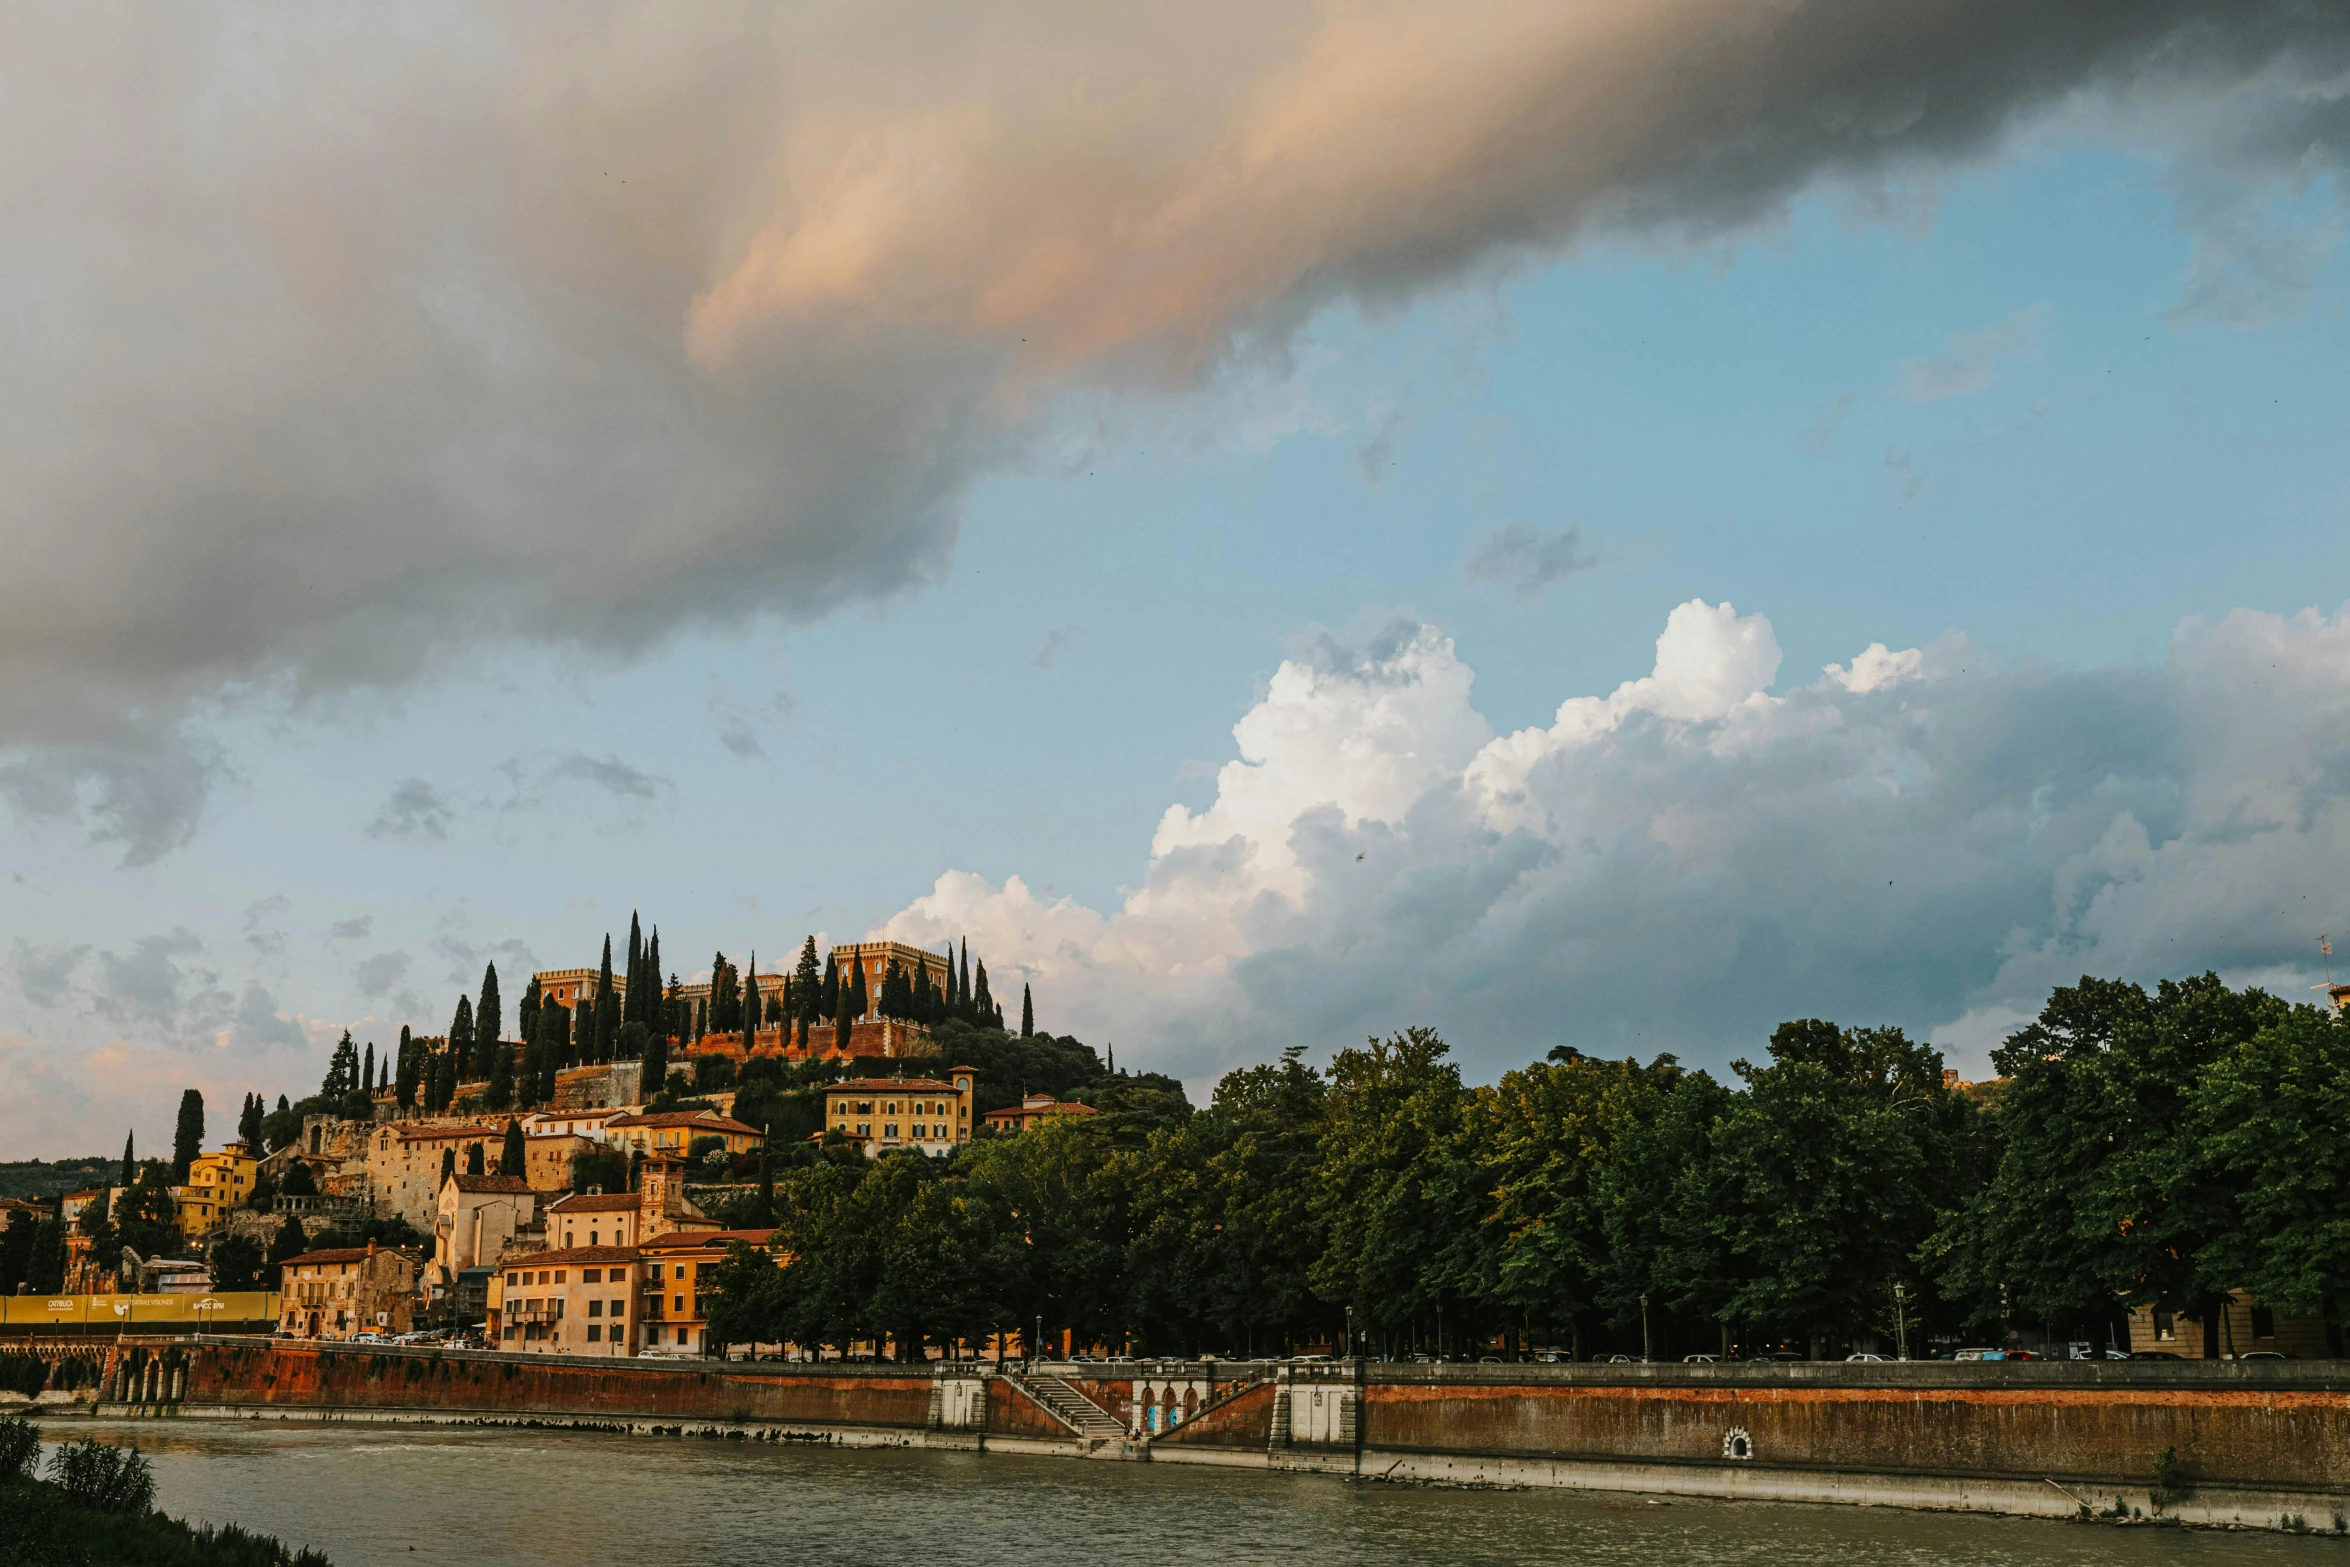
[{"left": 28, "top": 1338, "right": 2350, "bottom": 1532}]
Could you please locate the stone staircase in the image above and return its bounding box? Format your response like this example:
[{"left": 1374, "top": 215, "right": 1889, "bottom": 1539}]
[{"left": 1017, "top": 1374, "right": 1128, "bottom": 1445}]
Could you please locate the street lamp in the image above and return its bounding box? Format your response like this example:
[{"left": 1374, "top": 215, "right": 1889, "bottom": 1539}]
[
  {"left": 1893, "top": 1284, "right": 1909, "bottom": 1361},
  {"left": 1641, "top": 1294, "right": 1651, "bottom": 1364},
  {"left": 1346, "top": 1305, "right": 1355, "bottom": 1360}
]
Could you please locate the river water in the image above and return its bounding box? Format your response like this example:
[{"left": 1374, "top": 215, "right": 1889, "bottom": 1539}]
[{"left": 37, "top": 1418, "right": 2340, "bottom": 1566}]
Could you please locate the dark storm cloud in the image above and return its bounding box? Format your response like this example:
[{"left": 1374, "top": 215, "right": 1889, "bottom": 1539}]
[{"left": 1, "top": 2, "right": 2343, "bottom": 856}]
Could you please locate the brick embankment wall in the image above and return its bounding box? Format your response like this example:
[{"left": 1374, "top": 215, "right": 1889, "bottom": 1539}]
[
  {"left": 1351, "top": 1363, "right": 2350, "bottom": 1494},
  {"left": 1153, "top": 1380, "right": 1275, "bottom": 1452},
  {"left": 177, "top": 1342, "right": 934, "bottom": 1431}
]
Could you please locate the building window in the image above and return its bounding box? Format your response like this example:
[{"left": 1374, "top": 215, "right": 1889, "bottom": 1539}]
[
  {"left": 2154, "top": 1310, "right": 2175, "bottom": 1341},
  {"left": 885, "top": 1123, "right": 899, "bottom": 1140},
  {"left": 583, "top": 1268, "right": 600, "bottom": 1284},
  {"left": 2252, "top": 1306, "right": 2277, "bottom": 1340},
  {"left": 587, "top": 1324, "right": 602, "bottom": 1342},
  {"left": 677, "top": 1326, "right": 689, "bottom": 1345},
  {"left": 588, "top": 1299, "right": 603, "bottom": 1317},
  {"left": 610, "top": 1298, "right": 626, "bottom": 1317},
  {"left": 650, "top": 1263, "right": 663, "bottom": 1280},
  {"left": 553, "top": 1270, "right": 566, "bottom": 1284}
]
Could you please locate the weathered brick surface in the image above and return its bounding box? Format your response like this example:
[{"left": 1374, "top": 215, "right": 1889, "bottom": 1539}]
[
  {"left": 1358, "top": 1371, "right": 2350, "bottom": 1491},
  {"left": 986, "top": 1378, "right": 1073, "bottom": 1440},
  {"left": 1154, "top": 1379, "right": 1275, "bottom": 1450},
  {"left": 180, "top": 1343, "right": 931, "bottom": 1429}
]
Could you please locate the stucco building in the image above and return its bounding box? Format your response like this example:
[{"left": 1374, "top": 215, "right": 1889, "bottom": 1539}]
[
  {"left": 825, "top": 1069, "right": 977, "bottom": 1157},
  {"left": 491, "top": 1245, "right": 640, "bottom": 1355},
  {"left": 278, "top": 1241, "right": 418, "bottom": 1340}
]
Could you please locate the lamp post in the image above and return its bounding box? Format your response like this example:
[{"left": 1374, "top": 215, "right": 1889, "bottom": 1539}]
[
  {"left": 1893, "top": 1284, "right": 1909, "bottom": 1361},
  {"left": 1641, "top": 1294, "right": 1651, "bottom": 1364},
  {"left": 1346, "top": 1304, "right": 1355, "bottom": 1360}
]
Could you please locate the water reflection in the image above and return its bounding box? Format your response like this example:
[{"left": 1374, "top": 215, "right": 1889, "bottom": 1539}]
[{"left": 50, "top": 1419, "right": 2334, "bottom": 1567}]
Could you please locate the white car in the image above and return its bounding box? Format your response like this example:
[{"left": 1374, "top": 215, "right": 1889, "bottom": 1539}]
[{"left": 1845, "top": 1352, "right": 1885, "bottom": 1362}]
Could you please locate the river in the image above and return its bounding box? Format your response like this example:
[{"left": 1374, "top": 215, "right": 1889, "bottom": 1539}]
[{"left": 35, "top": 1418, "right": 2341, "bottom": 1566}]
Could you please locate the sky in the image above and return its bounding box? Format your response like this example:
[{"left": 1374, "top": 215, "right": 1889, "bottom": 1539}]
[{"left": 4, "top": 2, "right": 2350, "bottom": 1157}]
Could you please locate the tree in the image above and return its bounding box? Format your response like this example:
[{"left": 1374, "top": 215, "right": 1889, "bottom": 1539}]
[
  {"left": 486, "top": 1037, "right": 516, "bottom": 1111},
  {"left": 973, "top": 961, "right": 995, "bottom": 1026},
  {"left": 594, "top": 935, "right": 619, "bottom": 1062},
  {"left": 1932, "top": 974, "right": 2275, "bottom": 1353},
  {"left": 280, "top": 1161, "right": 317, "bottom": 1198},
  {"left": 447, "top": 996, "right": 475, "bottom": 1084},
  {"left": 1702, "top": 1021, "right": 1960, "bottom": 1355},
  {"left": 210, "top": 1232, "right": 265, "bottom": 1292},
  {"left": 238, "top": 1091, "right": 265, "bottom": 1148},
  {"left": 169, "top": 1090, "right": 204, "bottom": 1183},
  {"left": 501, "top": 1118, "right": 527, "bottom": 1178},
  {"left": 794, "top": 939, "right": 823, "bottom": 1035},
  {"left": 465, "top": 1141, "right": 486, "bottom": 1177},
  {"left": 25, "top": 1218, "right": 65, "bottom": 1294},
  {"left": 119, "top": 1130, "right": 134, "bottom": 1187},
  {"left": 1309, "top": 1028, "right": 1474, "bottom": 1350},
  {"left": 2191, "top": 1005, "right": 2350, "bottom": 1351},
  {"left": 440, "top": 1147, "right": 456, "bottom": 1184},
  {"left": 321, "top": 1030, "right": 359, "bottom": 1100},
  {"left": 268, "top": 1213, "right": 309, "bottom": 1268},
  {"left": 114, "top": 1167, "right": 180, "bottom": 1259},
  {"left": 849, "top": 960, "right": 869, "bottom": 1021},
  {"left": 518, "top": 978, "right": 541, "bottom": 1057},
  {"left": 1020, "top": 984, "right": 1034, "bottom": 1039},
  {"left": 833, "top": 985, "right": 852, "bottom": 1054},
  {"left": 473, "top": 963, "right": 504, "bottom": 1079},
  {"left": 630, "top": 1021, "right": 662, "bottom": 1102},
  {"left": 625, "top": 912, "right": 646, "bottom": 1027}
]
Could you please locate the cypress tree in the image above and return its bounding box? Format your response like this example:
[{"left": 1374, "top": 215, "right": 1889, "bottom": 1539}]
[
  {"left": 848, "top": 961, "right": 868, "bottom": 1021},
  {"left": 574, "top": 996, "right": 593, "bottom": 1063},
  {"left": 270, "top": 1212, "right": 309, "bottom": 1268},
  {"left": 1021, "top": 983, "right": 1034, "bottom": 1039},
  {"left": 474, "top": 963, "right": 503, "bottom": 1077},
  {"left": 440, "top": 1147, "right": 456, "bottom": 1184},
  {"left": 745, "top": 950, "right": 757, "bottom": 1037},
  {"left": 171, "top": 1090, "right": 204, "bottom": 1183},
  {"left": 625, "top": 912, "right": 645, "bottom": 1026},
  {"left": 820, "top": 952, "right": 838, "bottom": 1017},
  {"left": 362, "top": 1040, "right": 375, "bottom": 1097},
  {"left": 466, "top": 1140, "right": 486, "bottom": 1176},
  {"left": 960, "top": 939, "right": 972, "bottom": 1021},
  {"left": 239, "top": 1092, "right": 265, "bottom": 1149},
  {"left": 632, "top": 1021, "right": 664, "bottom": 1102},
  {"left": 120, "top": 1130, "right": 135, "bottom": 1187},
  {"left": 594, "top": 934, "right": 619, "bottom": 1062},
  {"left": 974, "top": 960, "right": 994, "bottom": 1019},
  {"left": 792, "top": 940, "right": 819, "bottom": 1041},
  {"left": 645, "top": 929, "right": 663, "bottom": 1034},
  {"left": 448, "top": 996, "right": 475, "bottom": 1082},
  {"left": 500, "top": 1118, "right": 526, "bottom": 1177},
  {"left": 518, "top": 977, "right": 541, "bottom": 1053},
  {"left": 487, "top": 1034, "right": 516, "bottom": 1111},
  {"left": 396, "top": 1025, "right": 418, "bottom": 1110},
  {"left": 833, "top": 985, "right": 851, "bottom": 1055}
]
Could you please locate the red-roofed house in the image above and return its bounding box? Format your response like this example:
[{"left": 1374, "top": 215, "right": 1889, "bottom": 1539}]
[
  {"left": 490, "top": 1245, "right": 642, "bottom": 1356},
  {"left": 983, "top": 1093, "right": 1096, "bottom": 1134},
  {"left": 278, "top": 1240, "right": 418, "bottom": 1340},
  {"left": 638, "top": 1227, "right": 784, "bottom": 1356},
  {"left": 822, "top": 1068, "right": 977, "bottom": 1158}
]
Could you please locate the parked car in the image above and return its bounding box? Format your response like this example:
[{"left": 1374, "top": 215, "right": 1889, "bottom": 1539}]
[
  {"left": 2127, "top": 1350, "right": 2180, "bottom": 1360},
  {"left": 1952, "top": 1348, "right": 2000, "bottom": 1361},
  {"left": 2239, "top": 1351, "right": 2292, "bottom": 1360},
  {"left": 1681, "top": 1354, "right": 1718, "bottom": 1364},
  {"left": 1599, "top": 1353, "right": 1638, "bottom": 1364},
  {"left": 1844, "top": 1353, "right": 1885, "bottom": 1362}
]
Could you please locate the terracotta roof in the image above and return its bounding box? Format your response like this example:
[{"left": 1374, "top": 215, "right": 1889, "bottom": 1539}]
[
  {"left": 984, "top": 1099, "right": 1096, "bottom": 1123},
  {"left": 640, "top": 1227, "right": 779, "bottom": 1251},
  {"left": 606, "top": 1109, "right": 762, "bottom": 1135},
  {"left": 282, "top": 1247, "right": 407, "bottom": 1269},
  {"left": 828, "top": 1078, "right": 964, "bottom": 1094},
  {"left": 448, "top": 1174, "right": 533, "bottom": 1195},
  {"left": 500, "top": 1245, "right": 639, "bottom": 1268},
  {"left": 546, "top": 1191, "right": 638, "bottom": 1213}
]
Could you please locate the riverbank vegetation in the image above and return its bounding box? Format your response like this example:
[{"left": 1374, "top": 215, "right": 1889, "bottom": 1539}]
[
  {"left": 707, "top": 972, "right": 2350, "bottom": 1362},
  {"left": 0, "top": 1414, "right": 329, "bottom": 1566}
]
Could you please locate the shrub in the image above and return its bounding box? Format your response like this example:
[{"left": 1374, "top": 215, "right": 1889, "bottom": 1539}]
[
  {"left": 50, "top": 1436, "right": 156, "bottom": 1515},
  {"left": 0, "top": 1411, "right": 39, "bottom": 1481},
  {"left": 2150, "top": 1445, "right": 2191, "bottom": 1512}
]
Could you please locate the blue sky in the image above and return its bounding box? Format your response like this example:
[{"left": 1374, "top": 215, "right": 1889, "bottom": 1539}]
[{"left": 4, "top": 5, "right": 2350, "bottom": 1155}]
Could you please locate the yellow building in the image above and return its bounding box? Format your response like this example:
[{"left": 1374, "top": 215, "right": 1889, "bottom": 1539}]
[
  {"left": 603, "top": 1108, "right": 764, "bottom": 1158},
  {"left": 491, "top": 1245, "right": 642, "bottom": 1355},
  {"left": 824, "top": 1069, "right": 977, "bottom": 1157},
  {"left": 638, "top": 1227, "right": 784, "bottom": 1356},
  {"left": 174, "top": 1142, "right": 259, "bottom": 1238}
]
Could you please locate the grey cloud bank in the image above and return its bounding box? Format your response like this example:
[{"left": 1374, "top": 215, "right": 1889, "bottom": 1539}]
[{"left": 1, "top": 2, "right": 2345, "bottom": 856}]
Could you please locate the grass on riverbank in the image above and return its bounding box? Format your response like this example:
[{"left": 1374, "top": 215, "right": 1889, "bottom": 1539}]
[{"left": 0, "top": 1414, "right": 330, "bottom": 1566}]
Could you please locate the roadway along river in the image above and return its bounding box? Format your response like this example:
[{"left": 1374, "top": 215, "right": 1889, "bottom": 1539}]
[{"left": 45, "top": 1418, "right": 2343, "bottom": 1566}]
